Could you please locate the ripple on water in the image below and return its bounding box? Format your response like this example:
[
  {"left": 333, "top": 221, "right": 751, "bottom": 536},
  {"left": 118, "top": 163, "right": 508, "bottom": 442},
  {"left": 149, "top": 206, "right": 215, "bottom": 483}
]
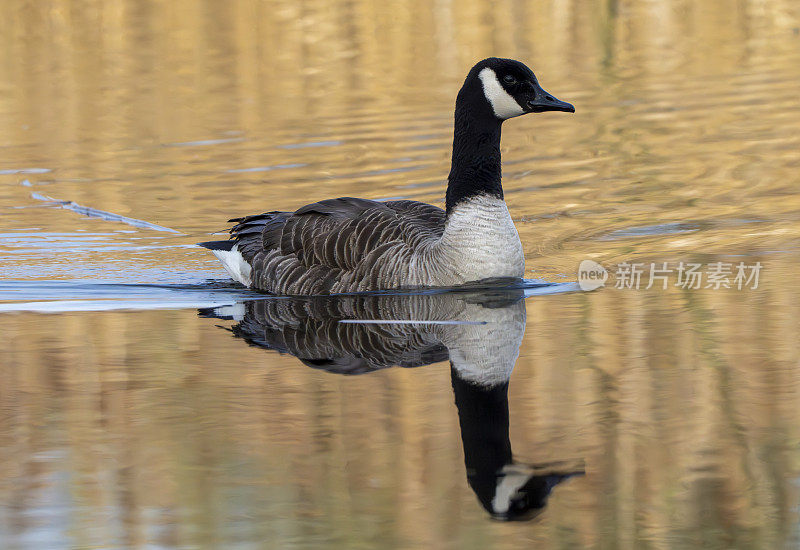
[
  {"left": 600, "top": 222, "right": 702, "bottom": 240},
  {"left": 0, "top": 278, "right": 577, "bottom": 313}
]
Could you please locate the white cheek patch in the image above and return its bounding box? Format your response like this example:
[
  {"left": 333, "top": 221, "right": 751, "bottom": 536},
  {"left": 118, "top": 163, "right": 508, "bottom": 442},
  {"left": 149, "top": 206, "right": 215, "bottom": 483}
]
[
  {"left": 478, "top": 67, "right": 525, "bottom": 120},
  {"left": 492, "top": 470, "right": 533, "bottom": 514}
]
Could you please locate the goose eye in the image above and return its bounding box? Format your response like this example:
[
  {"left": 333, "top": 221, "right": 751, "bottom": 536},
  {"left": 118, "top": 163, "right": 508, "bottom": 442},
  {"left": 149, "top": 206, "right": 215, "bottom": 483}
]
[{"left": 502, "top": 74, "right": 516, "bottom": 85}]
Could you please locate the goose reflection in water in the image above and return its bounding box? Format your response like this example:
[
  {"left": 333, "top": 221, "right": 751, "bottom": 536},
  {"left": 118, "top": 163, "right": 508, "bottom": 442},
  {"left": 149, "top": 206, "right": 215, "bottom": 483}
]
[{"left": 201, "top": 287, "right": 583, "bottom": 521}]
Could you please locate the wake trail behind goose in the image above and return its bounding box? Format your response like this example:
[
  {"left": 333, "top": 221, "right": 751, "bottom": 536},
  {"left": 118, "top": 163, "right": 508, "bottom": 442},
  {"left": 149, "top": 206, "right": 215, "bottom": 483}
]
[{"left": 30, "top": 190, "right": 181, "bottom": 234}]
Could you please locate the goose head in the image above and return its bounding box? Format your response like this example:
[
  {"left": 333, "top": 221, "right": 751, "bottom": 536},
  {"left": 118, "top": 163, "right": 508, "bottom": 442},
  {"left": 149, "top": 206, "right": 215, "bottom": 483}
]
[{"left": 459, "top": 57, "right": 575, "bottom": 121}]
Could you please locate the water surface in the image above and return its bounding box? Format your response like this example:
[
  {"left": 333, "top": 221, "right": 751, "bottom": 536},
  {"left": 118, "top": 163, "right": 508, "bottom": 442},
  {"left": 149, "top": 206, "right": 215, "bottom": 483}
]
[{"left": 1, "top": 0, "right": 800, "bottom": 548}]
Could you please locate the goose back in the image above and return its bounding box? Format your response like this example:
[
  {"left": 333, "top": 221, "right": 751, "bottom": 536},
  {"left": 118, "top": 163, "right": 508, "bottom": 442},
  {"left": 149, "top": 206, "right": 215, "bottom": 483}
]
[
  {"left": 224, "top": 198, "right": 447, "bottom": 294},
  {"left": 218, "top": 195, "right": 523, "bottom": 295}
]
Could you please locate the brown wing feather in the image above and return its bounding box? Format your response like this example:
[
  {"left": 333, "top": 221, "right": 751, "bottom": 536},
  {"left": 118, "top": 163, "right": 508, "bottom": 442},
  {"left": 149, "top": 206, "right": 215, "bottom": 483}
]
[{"left": 226, "top": 197, "right": 446, "bottom": 294}]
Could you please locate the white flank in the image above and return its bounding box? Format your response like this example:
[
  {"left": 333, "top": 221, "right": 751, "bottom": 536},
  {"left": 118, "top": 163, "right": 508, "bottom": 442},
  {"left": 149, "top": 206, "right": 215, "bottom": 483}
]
[
  {"left": 212, "top": 245, "right": 253, "bottom": 287},
  {"left": 478, "top": 67, "right": 525, "bottom": 119}
]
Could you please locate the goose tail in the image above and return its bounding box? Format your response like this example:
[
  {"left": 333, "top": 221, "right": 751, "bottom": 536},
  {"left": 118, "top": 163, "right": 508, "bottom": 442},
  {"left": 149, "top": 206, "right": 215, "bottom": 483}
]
[
  {"left": 198, "top": 240, "right": 253, "bottom": 287},
  {"left": 197, "top": 240, "right": 236, "bottom": 251}
]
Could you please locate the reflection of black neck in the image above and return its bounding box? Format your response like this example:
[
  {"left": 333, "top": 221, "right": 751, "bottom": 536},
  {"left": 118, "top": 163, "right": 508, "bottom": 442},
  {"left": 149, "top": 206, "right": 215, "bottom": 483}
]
[
  {"left": 451, "top": 365, "right": 511, "bottom": 506},
  {"left": 451, "top": 365, "right": 583, "bottom": 521}
]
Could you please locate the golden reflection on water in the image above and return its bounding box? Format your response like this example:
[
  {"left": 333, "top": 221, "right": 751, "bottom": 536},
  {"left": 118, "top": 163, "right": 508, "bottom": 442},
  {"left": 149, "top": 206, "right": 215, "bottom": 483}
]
[
  {"left": 1, "top": 271, "right": 799, "bottom": 548},
  {"left": 1, "top": 0, "right": 800, "bottom": 547},
  {"left": 1, "top": 0, "right": 798, "bottom": 280}
]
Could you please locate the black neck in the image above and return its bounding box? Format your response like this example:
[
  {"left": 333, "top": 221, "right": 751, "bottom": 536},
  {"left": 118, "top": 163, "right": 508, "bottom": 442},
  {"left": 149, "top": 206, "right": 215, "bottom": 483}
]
[{"left": 445, "top": 102, "right": 503, "bottom": 215}]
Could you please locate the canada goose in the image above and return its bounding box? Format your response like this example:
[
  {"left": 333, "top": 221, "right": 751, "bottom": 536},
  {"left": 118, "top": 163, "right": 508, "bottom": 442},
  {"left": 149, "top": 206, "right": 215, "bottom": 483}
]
[
  {"left": 200, "top": 58, "right": 574, "bottom": 294},
  {"left": 200, "top": 290, "right": 583, "bottom": 520}
]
